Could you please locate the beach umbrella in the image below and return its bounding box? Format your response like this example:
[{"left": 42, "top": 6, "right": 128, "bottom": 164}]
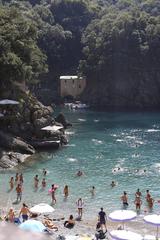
[
  {"left": 110, "top": 230, "right": 143, "bottom": 240},
  {"left": 0, "top": 99, "right": 19, "bottom": 105},
  {"left": 144, "top": 214, "right": 160, "bottom": 239},
  {"left": 19, "top": 219, "right": 46, "bottom": 233},
  {"left": 108, "top": 210, "right": 137, "bottom": 229},
  {"left": 30, "top": 203, "right": 55, "bottom": 214},
  {"left": 0, "top": 222, "right": 47, "bottom": 240}
]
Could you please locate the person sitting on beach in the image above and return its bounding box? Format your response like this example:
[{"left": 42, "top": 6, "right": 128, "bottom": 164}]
[
  {"left": 134, "top": 195, "right": 142, "bottom": 211},
  {"left": 64, "top": 215, "right": 75, "bottom": 229},
  {"left": 63, "top": 185, "right": 69, "bottom": 198},
  {"left": 111, "top": 181, "right": 116, "bottom": 188},
  {"left": 6, "top": 208, "right": 15, "bottom": 223},
  {"left": 121, "top": 191, "right": 129, "bottom": 208},
  {"left": 9, "top": 177, "right": 14, "bottom": 190},
  {"left": 19, "top": 203, "right": 30, "bottom": 222},
  {"left": 43, "top": 219, "right": 58, "bottom": 231}
]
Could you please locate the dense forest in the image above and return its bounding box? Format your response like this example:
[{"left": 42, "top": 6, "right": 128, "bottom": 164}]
[{"left": 0, "top": 0, "right": 160, "bottom": 108}]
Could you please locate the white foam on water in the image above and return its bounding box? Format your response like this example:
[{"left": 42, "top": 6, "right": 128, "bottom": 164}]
[
  {"left": 67, "top": 158, "right": 78, "bottom": 162},
  {"left": 110, "top": 134, "right": 117, "bottom": 137},
  {"left": 78, "top": 118, "right": 86, "bottom": 122},
  {"left": 94, "top": 119, "right": 99, "bottom": 122},
  {"left": 146, "top": 129, "right": 160, "bottom": 132},
  {"left": 135, "top": 140, "right": 144, "bottom": 145},
  {"left": 125, "top": 136, "right": 136, "bottom": 139},
  {"left": 116, "top": 139, "right": 124, "bottom": 142},
  {"left": 66, "top": 131, "right": 75, "bottom": 135},
  {"left": 92, "top": 139, "right": 103, "bottom": 144},
  {"left": 64, "top": 144, "right": 76, "bottom": 147}
]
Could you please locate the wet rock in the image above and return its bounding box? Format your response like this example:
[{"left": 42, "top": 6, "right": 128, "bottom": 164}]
[{"left": 0, "top": 131, "right": 35, "bottom": 154}]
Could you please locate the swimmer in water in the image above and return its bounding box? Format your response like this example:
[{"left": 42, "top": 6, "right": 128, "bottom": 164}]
[
  {"left": 90, "top": 186, "right": 95, "bottom": 196},
  {"left": 76, "top": 170, "right": 83, "bottom": 177},
  {"left": 111, "top": 181, "right": 116, "bottom": 188},
  {"left": 43, "top": 169, "right": 47, "bottom": 176},
  {"left": 42, "top": 178, "right": 46, "bottom": 188}
]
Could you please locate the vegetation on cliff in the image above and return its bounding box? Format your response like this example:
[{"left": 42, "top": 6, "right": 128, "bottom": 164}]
[{"left": 0, "top": 0, "right": 160, "bottom": 108}]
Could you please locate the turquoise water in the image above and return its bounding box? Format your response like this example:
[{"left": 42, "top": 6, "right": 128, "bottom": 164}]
[{"left": 1, "top": 109, "right": 160, "bottom": 219}]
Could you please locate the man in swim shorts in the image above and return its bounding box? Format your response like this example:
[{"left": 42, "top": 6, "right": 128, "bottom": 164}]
[{"left": 121, "top": 191, "right": 129, "bottom": 209}]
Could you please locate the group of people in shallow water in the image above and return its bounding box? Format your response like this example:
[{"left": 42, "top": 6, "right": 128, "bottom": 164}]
[{"left": 121, "top": 189, "right": 155, "bottom": 211}]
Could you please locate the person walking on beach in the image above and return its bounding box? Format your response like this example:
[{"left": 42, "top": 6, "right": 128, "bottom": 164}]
[
  {"left": 16, "top": 184, "right": 22, "bottom": 202},
  {"left": 76, "top": 198, "right": 84, "bottom": 219},
  {"left": 121, "top": 191, "right": 129, "bottom": 209},
  {"left": 63, "top": 185, "right": 69, "bottom": 198},
  {"left": 98, "top": 207, "right": 107, "bottom": 232},
  {"left": 34, "top": 175, "right": 39, "bottom": 189},
  {"left": 19, "top": 203, "right": 30, "bottom": 222},
  {"left": 9, "top": 177, "right": 14, "bottom": 190}
]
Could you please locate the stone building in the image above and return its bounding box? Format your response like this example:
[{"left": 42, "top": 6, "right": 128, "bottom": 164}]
[{"left": 60, "top": 76, "right": 86, "bottom": 98}]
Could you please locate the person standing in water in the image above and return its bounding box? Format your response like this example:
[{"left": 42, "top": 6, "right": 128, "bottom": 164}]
[
  {"left": 134, "top": 195, "right": 142, "bottom": 211},
  {"left": 51, "top": 184, "right": 57, "bottom": 205},
  {"left": 9, "top": 177, "right": 14, "bottom": 190},
  {"left": 63, "top": 185, "right": 69, "bottom": 198},
  {"left": 76, "top": 198, "right": 84, "bottom": 219},
  {"left": 121, "top": 191, "right": 129, "bottom": 209},
  {"left": 90, "top": 186, "right": 95, "bottom": 196},
  {"left": 34, "top": 175, "right": 39, "bottom": 189},
  {"left": 135, "top": 189, "right": 142, "bottom": 197},
  {"left": 42, "top": 178, "right": 46, "bottom": 188},
  {"left": 16, "top": 184, "right": 22, "bottom": 202}
]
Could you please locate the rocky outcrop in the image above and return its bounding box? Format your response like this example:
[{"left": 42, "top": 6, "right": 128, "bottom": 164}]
[
  {"left": 0, "top": 150, "right": 30, "bottom": 169},
  {"left": 0, "top": 131, "right": 35, "bottom": 154},
  {"left": 55, "top": 113, "right": 72, "bottom": 129}
]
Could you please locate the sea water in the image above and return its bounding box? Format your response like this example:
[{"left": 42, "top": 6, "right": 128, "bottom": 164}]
[{"left": 1, "top": 109, "right": 160, "bottom": 220}]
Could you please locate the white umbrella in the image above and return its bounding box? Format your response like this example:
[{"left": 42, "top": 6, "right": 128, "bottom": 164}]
[
  {"left": 0, "top": 99, "right": 19, "bottom": 105},
  {"left": 110, "top": 230, "right": 143, "bottom": 240},
  {"left": 144, "top": 214, "right": 160, "bottom": 239},
  {"left": 109, "top": 210, "right": 137, "bottom": 229},
  {"left": 30, "top": 203, "right": 55, "bottom": 214}
]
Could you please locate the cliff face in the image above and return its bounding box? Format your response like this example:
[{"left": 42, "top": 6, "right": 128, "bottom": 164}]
[{"left": 83, "top": 70, "right": 160, "bottom": 109}]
